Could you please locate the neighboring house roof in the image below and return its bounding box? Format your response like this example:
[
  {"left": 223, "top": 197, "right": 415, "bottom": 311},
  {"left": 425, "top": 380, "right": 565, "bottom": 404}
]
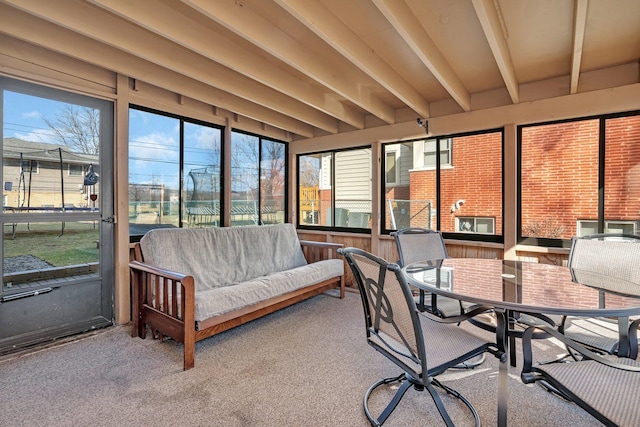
[{"left": 3, "top": 138, "right": 98, "bottom": 165}]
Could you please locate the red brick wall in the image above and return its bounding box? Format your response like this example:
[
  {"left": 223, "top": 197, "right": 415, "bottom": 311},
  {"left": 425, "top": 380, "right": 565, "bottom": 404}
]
[
  {"left": 409, "top": 131, "right": 503, "bottom": 233},
  {"left": 522, "top": 116, "right": 640, "bottom": 238},
  {"left": 521, "top": 119, "right": 600, "bottom": 238},
  {"left": 604, "top": 115, "right": 640, "bottom": 221},
  {"left": 319, "top": 188, "right": 332, "bottom": 226},
  {"left": 408, "top": 168, "right": 435, "bottom": 226},
  {"left": 442, "top": 132, "right": 502, "bottom": 234}
]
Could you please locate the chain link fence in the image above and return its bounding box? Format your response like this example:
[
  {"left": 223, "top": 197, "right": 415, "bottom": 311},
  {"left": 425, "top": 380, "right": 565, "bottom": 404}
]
[{"left": 386, "top": 199, "right": 433, "bottom": 230}]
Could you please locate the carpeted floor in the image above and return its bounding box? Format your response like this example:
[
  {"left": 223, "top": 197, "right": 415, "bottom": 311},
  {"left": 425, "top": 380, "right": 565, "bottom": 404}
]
[{"left": 0, "top": 291, "right": 602, "bottom": 426}]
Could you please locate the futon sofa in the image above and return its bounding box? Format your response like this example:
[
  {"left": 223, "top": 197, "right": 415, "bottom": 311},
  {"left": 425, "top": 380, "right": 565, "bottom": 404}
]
[{"left": 129, "top": 223, "right": 345, "bottom": 370}]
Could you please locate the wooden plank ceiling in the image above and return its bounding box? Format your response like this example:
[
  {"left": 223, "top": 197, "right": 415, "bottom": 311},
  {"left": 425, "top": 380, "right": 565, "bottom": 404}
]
[{"left": 1, "top": 0, "right": 639, "bottom": 140}]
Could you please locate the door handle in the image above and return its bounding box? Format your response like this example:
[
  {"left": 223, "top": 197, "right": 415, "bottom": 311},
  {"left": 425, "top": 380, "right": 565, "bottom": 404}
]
[{"left": 1, "top": 287, "right": 53, "bottom": 302}]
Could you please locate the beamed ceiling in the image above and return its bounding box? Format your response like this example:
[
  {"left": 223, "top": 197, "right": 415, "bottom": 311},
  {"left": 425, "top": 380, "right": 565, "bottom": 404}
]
[{"left": 1, "top": 0, "right": 639, "bottom": 140}]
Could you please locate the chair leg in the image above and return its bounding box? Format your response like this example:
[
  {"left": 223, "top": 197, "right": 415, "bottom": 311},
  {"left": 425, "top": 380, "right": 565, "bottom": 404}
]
[
  {"left": 431, "top": 377, "right": 481, "bottom": 427},
  {"left": 452, "top": 353, "right": 486, "bottom": 369},
  {"left": 363, "top": 373, "right": 481, "bottom": 427},
  {"left": 363, "top": 373, "right": 411, "bottom": 426}
]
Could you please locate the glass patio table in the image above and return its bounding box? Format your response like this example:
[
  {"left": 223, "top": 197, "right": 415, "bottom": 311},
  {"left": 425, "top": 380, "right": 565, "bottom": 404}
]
[{"left": 402, "top": 258, "right": 640, "bottom": 427}]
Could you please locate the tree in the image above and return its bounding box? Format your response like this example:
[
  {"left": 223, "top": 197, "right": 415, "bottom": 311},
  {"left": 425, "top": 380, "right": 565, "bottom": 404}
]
[
  {"left": 44, "top": 105, "right": 100, "bottom": 155},
  {"left": 298, "top": 156, "right": 320, "bottom": 187}
]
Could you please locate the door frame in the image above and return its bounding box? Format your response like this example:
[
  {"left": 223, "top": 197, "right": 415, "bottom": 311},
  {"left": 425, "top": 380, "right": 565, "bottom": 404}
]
[{"left": 0, "top": 77, "right": 114, "bottom": 353}]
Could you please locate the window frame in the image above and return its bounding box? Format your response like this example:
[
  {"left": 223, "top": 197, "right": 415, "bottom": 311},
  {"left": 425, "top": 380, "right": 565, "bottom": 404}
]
[
  {"left": 68, "top": 163, "right": 83, "bottom": 177},
  {"left": 128, "top": 105, "right": 288, "bottom": 237},
  {"left": 21, "top": 159, "right": 39, "bottom": 175},
  {"left": 230, "top": 129, "right": 289, "bottom": 226},
  {"left": 577, "top": 219, "right": 638, "bottom": 237},
  {"left": 422, "top": 138, "right": 452, "bottom": 168},
  {"left": 385, "top": 148, "right": 399, "bottom": 186},
  {"left": 381, "top": 128, "right": 504, "bottom": 244},
  {"left": 456, "top": 216, "right": 496, "bottom": 234},
  {"left": 517, "top": 110, "right": 640, "bottom": 248},
  {"left": 297, "top": 145, "right": 372, "bottom": 233}
]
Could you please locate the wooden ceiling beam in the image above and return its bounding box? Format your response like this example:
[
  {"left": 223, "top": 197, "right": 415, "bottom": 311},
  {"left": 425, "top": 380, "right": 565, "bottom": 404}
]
[
  {"left": 472, "top": 0, "right": 519, "bottom": 104},
  {"left": 182, "top": 0, "right": 396, "bottom": 124},
  {"left": 372, "top": 0, "right": 471, "bottom": 112},
  {"left": 0, "top": 3, "right": 315, "bottom": 138},
  {"left": 570, "top": 0, "right": 589, "bottom": 94},
  {"left": 276, "top": 0, "right": 430, "bottom": 118},
  {"left": 90, "top": 0, "right": 363, "bottom": 131},
  {"left": 3, "top": 0, "right": 332, "bottom": 134}
]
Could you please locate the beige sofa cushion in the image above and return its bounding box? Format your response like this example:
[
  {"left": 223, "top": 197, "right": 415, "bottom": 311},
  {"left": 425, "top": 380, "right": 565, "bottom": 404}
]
[
  {"left": 140, "top": 224, "right": 308, "bottom": 292},
  {"left": 193, "top": 259, "right": 343, "bottom": 321}
]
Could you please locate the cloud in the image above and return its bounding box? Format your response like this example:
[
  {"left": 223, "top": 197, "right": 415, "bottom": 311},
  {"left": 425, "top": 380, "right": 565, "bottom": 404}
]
[
  {"left": 129, "top": 132, "right": 180, "bottom": 187},
  {"left": 21, "top": 110, "right": 42, "bottom": 120},
  {"left": 11, "top": 129, "right": 57, "bottom": 145}
]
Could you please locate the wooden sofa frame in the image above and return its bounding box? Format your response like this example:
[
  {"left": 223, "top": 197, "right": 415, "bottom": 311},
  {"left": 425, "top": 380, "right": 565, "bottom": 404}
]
[{"left": 130, "top": 239, "right": 345, "bottom": 370}]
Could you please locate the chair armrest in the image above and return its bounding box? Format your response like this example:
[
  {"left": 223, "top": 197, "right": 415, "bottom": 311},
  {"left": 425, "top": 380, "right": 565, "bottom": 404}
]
[
  {"left": 419, "top": 304, "right": 495, "bottom": 325},
  {"left": 299, "top": 240, "right": 344, "bottom": 263},
  {"left": 129, "top": 260, "right": 192, "bottom": 283},
  {"left": 129, "top": 260, "right": 195, "bottom": 324},
  {"left": 520, "top": 324, "right": 640, "bottom": 382}
]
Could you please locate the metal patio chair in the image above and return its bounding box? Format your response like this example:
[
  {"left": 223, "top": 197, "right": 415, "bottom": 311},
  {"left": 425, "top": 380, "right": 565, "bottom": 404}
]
[
  {"left": 520, "top": 323, "right": 640, "bottom": 426},
  {"left": 391, "top": 228, "right": 465, "bottom": 318},
  {"left": 338, "top": 247, "right": 501, "bottom": 426},
  {"left": 560, "top": 234, "right": 640, "bottom": 359},
  {"left": 392, "top": 228, "right": 495, "bottom": 368}
]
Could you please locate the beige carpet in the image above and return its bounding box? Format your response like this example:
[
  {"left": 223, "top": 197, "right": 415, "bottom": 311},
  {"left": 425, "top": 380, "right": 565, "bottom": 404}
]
[{"left": 0, "top": 291, "right": 602, "bottom": 426}]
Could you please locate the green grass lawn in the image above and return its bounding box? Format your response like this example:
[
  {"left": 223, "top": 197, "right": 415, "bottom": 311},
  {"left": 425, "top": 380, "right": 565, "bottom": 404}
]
[{"left": 4, "top": 221, "right": 99, "bottom": 266}]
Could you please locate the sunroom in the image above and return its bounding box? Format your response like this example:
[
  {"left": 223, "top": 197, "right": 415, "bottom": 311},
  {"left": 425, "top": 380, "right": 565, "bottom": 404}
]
[{"left": 1, "top": 1, "right": 639, "bottom": 425}]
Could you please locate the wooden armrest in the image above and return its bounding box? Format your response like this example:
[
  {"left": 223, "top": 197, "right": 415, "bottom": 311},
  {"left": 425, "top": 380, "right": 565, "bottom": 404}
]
[
  {"left": 299, "top": 240, "right": 344, "bottom": 263},
  {"left": 129, "top": 260, "right": 195, "bottom": 328},
  {"left": 129, "top": 260, "right": 192, "bottom": 284},
  {"left": 299, "top": 240, "right": 344, "bottom": 249}
]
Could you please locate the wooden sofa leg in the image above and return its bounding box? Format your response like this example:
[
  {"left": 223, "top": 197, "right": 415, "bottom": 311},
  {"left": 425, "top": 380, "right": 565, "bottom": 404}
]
[
  {"left": 131, "top": 275, "right": 146, "bottom": 339},
  {"left": 184, "top": 346, "right": 195, "bottom": 371},
  {"left": 184, "top": 323, "right": 195, "bottom": 371},
  {"left": 340, "top": 276, "right": 345, "bottom": 299}
]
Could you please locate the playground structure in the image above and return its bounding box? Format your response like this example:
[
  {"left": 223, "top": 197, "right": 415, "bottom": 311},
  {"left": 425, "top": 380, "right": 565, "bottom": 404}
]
[
  {"left": 3, "top": 142, "right": 99, "bottom": 237},
  {"left": 3, "top": 141, "right": 99, "bottom": 212},
  {"left": 185, "top": 166, "right": 282, "bottom": 226}
]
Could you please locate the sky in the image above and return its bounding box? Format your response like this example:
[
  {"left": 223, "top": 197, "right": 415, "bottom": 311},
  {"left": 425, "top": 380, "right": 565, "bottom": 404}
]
[
  {"left": 3, "top": 90, "right": 67, "bottom": 145},
  {"left": 4, "top": 88, "right": 271, "bottom": 198},
  {"left": 128, "top": 108, "right": 222, "bottom": 190},
  {"left": 3, "top": 89, "right": 222, "bottom": 191}
]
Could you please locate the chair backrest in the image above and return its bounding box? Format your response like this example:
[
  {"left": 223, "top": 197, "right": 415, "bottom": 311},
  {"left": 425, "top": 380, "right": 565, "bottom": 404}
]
[
  {"left": 339, "top": 247, "right": 426, "bottom": 376},
  {"left": 391, "top": 228, "right": 448, "bottom": 267},
  {"left": 568, "top": 234, "right": 640, "bottom": 293}
]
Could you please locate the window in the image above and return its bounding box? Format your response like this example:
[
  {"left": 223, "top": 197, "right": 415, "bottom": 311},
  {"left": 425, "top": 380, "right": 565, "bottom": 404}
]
[
  {"left": 260, "top": 138, "right": 287, "bottom": 225},
  {"left": 382, "top": 130, "right": 503, "bottom": 243},
  {"left": 68, "top": 164, "right": 83, "bottom": 176},
  {"left": 298, "top": 147, "right": 371, "bottom": 230},
  {"left": 385, "top": 150, "right": 398, "bottom": 185},
  {"left": 423, "top": 138, "right": 451, "bottom": 168},
  {"left": 129, "top": 106, "right": 224, "bottom": 238},
  {"left": 21, "top": 159, "right": 39, "bottom": 174},
  {"left": 456, "top": 217, "right": 495, "bottom": 234},
  {"left": 577, "top": 220, "right": 637, "bottom": 236},
  {"left": 129, "top": 108, "right": 287, "bottom": 237},
  {"left": 519, "top": 112, "right": 640, "bottom": 246},
  {"left": 231, "top": 132, "right": 260, "bottom": 226},
  {"left": 129, "top": 108, "right": 180, "bottom": 231},
  {"left": 231, "top": 131, "right": 286, "bottom": 226},
  {"left": 184, "top": 121, "right": 222, "bottom": 228}
]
